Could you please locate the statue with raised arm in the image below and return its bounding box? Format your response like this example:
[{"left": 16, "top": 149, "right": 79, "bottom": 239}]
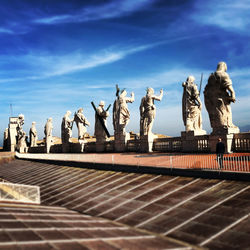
[
  {"left": 74, "top": 108, "right": 90, "bottom": 141},
  {"left": 113, "top": 88, "right": 134, "bottom": 135},
  {"left": 204, "top": 62, "right": 239, "bottom": 134},
  {"left": 16, "top": 114, "right": 27, "bottom": 152},
  {"left": 140, "top": 87, "right": 163, "bottom": 137},
  {"left": 44, "top": 117, "right": 53, "bottom": 153},
  {"left": 16, "top": 114, "right": 25, "bottom": 141},
  {"left": 182, "top": 76, "right": 205, "bottom": 134},
  {"left": 94, "top": 101, "right": 109, "bottom": 142},
  {"left": 29, "top": 121, "right": 38, "bottom": 147},
  {"left": 61, "top": 111, "right": 73, "bottom": 144}
]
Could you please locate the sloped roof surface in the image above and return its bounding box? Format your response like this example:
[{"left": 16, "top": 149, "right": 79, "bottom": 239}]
[
  {"left": 0, "top": 159, "right": 249, "bottom": 249},
  {"left": 0, "top": 202, "right": 188, "bottom": 249}
]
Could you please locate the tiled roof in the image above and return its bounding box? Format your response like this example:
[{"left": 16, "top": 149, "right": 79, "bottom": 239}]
[
  {"left": 0, "top": 202, "right": 187, "bottom": 249},
  {"left": 0, "top": 159, "right": 249, "bottom": 249}
]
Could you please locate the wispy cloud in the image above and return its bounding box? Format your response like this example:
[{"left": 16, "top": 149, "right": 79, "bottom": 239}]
[
  {"left": 0, "top": 27, "right": 14, "bottom": 34},
  {"left": 192, "top": 0, "right": 250, "bottom": 32},
  {"left": 0, "top": 32, "right": 215, "bottom": 83},
  {"left": 34, "top": 0, "right": 155, "bottom": 24},
  {"left": 0, "top": 42, "right": 165, "bottom": 82}
]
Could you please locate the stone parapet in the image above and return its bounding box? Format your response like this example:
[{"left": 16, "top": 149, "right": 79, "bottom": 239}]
[{"left": 16, "top": 132, "right": 250, "bottom": 154}]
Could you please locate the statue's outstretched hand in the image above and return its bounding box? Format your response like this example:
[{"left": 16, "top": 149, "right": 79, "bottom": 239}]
[{"left": 229, "top": 97, "right": 236, "bottom": 103}]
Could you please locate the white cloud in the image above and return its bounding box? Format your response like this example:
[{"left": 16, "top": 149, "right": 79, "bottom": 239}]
[
  {"left": 0, "top": 42, "right": 166, "bottom": 82},
  {"left": 192, "top": 0, "right": 250, "bottom": 32},
  {"left": 34, "top": 0, "right": 155, "bottom": 25},
  {"left": 0, "top": 27, "right": 14, "bottom": 34}
]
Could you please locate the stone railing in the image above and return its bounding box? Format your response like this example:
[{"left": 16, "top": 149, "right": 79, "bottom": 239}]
[
  {"left": 153, "top": 137, "right": 182, "bottom": 152},
  {"left": 196, "top": 135, "right": 210, "bottom": 152},
  {"left": 233, "top": 132, "right": 250, "bottom": 152},
  {"left": 25, "top": 132, "right": 250, "bottom": 154},
  {"left": 127, "top": 139, "right": 140, "bottom": 152}
]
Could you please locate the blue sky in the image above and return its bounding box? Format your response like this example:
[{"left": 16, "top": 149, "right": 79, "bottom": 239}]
[{"left": 0, "top": 0, "right": 250, "bottom": 143}]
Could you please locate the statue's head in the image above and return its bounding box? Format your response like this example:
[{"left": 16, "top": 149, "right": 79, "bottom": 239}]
[
  {"left": 32, "top": 121, "right": 36, "bottom": 125},
  {"left": 78, "top": 108, "right": 83, "bottom": 113},
  {"left": 186, "top": 76, "right": 195, "bottom": 84},
  {"left": 48, "top": 117, "right": 53, "bottom": 122},
  {"left": 147, "top": 87, "right": 154, "bottom": 94},
  {"left": 120, "top": 89, "right": 127, "bottom": 97},
  {"left": 18, "top": 114, "right": 24, "bottom": 120},
  {"left": 18, "top": 114, "right": 25, "bottom": 126},
  {"left": 217, "top": 62, "right": 227, "bottom": 72},
  {"left": 66, "top": 110, "right": 71, "bottom": 116},
  {"left": 99, "top": 100, "right": 105, "bottom": 107}
]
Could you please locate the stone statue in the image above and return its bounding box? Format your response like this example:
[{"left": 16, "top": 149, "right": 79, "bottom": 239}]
[
  {"left": 44, "top": 117, "right": 53, "bottom": 153},
  {"left": 61, "top": 111, "right": 73, "bottom": 144},
  {"left": 204, "top": 62, "right": 239, "bottom": 134},
  {"left": 74, "top": 108, "right": 90, "bottom": 140},
  {"left": 3, "top": 128, "right": 9, "bottom": 150},
  {"left": 140, "top": 87, "right": 163, "bottom": 136},
  {"left": 16, "top": 114, "right": 27, "bottom": 152},
  {"left": 113, "top": 88, "right": 134, "bottom": 135},
  {"left": 182, "top": 76, "right": 204, "bottom": 133},
  {"left": 17, "top": 130, "right": 28, "bottom": 153},
  {"left": 16, "top": 114, "right": 25, "bottom": 139},
  {"left": 29, "top": 122, "right": 38, "bottom": 147},
  {"left": 95, "top": 101, "right": 109, "bottom": 142}
]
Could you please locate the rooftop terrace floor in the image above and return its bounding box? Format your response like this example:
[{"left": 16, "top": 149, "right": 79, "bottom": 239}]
[{"left": 0, "top": 158, "right": 249, "bottom": 249}]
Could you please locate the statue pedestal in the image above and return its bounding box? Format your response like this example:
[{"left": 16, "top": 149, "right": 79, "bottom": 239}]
[
  {"left": 209, "top": 128, "right": 240, "bottom": 153},
  {"left": 211, "top": 127, "right": 240, "bottom": 135},
  {"left": 18, "top": 146, "right": 28, "bottom": 153},
  {"left": 96, "top": 142, "right": 105, "bottom": 152},
  {"left": 96, "top": 138, "right": 109, "bottom": 152},
  {"left": 45, "top": 137, "right": 53, "bottom": 154},
  {"left": 79, "top": 139, "right": 86, "bottom": 153},
  {"left": 182, "top": 130, "right": 206, "bottom": 138},
  {"left": 140, "top": 134, "right": 157, "bottom": 153},
  {"left": 209, "top": 127, "right": 240, "bottom": 153},
  {"left": 181, "top": 130, "right": 206, "bottom": 152},
  {"left": 62, "top": 143, "right": 70, "bottom": 153},
  {"left": 114, "top": 132, "right": 130, "bottom": 152}
]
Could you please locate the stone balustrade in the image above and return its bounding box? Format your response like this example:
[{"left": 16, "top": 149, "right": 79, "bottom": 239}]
[{"left": 26, "top": 132, "right": 250, "bottom": 153}]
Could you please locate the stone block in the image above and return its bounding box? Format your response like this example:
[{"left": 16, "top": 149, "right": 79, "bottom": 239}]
[
  {"left": 209, "top": 134, "right": 234, "bottom": 153},
  {"left": 139, "top": 134, "right": 157, "bottom": 153},
  {"left": 114, "top": 132, "right": 130, "bottom": 152},
  {"left": 96, "top": 142, "right": 106, "bottom": 152}
]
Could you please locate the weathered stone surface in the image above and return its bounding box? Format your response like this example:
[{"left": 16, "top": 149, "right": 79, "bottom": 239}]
[
  {"left": 61, "top": 111, "right": 73, "bottom": 153},
  {"left": 44, "top": 117, "right": 53, "bottom": 153},
  {"left": 140, "top": 87, "right": 163, "bottom": 137},
  {"left": 74, "top": 108, "right": 90, "bottom": 141},
  {"left": 204, "top": 62, "right": 239, "bottom": 135},
  {"left": 29, "top": 121, "right": 38, "bottom": 147},
  {"left": 182, "top": 76, "right": 206, "bottom": 135},
  {"left": 16, "top": 114, "right": 28, "bottom": 153},
  {"left": 113, "top": 86, "right": 134, "bottom": 152},
  {"left": 139, "top": 87, "right": 163, "bottom": 152},
  {"left": 95, "top": 101, "right": 109, "bottom": 143},
  {"left": 140, "top": 133, "right": 157, "bottom": 153}
]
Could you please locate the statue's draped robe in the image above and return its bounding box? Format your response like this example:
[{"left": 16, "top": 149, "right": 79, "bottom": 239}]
[
  {"left": 204, "top": 70, "right": 234, "bottom": 130},
  {"left": 95, "top": 106, "right": 109, "bottom": 142},
  {"left": 74, "top": 112, "right": 89, "bottom": 139},
  {"left": 182, "top": 82, "right": 202, "bottom": 131}
]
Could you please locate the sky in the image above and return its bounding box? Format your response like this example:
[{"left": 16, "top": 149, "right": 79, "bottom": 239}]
[{"left": 0, "top": 0, "right": 250, "bottom": 143}]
